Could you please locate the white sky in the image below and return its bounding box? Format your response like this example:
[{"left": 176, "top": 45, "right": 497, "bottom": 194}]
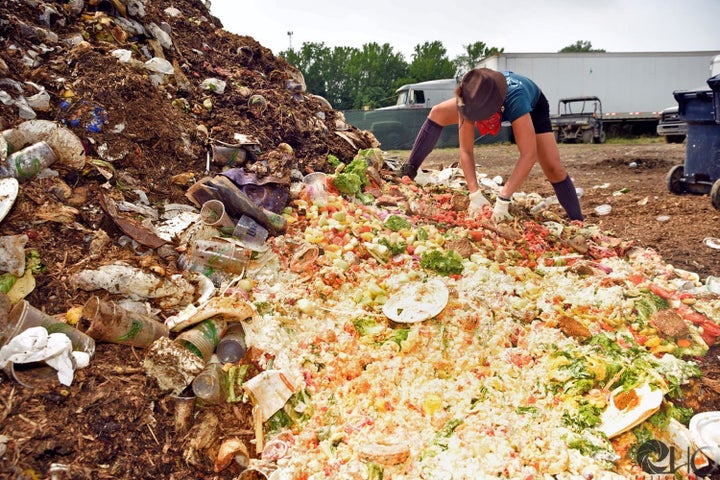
[{"left": 209, "top": 0, "right": 720, "bottom": 60}]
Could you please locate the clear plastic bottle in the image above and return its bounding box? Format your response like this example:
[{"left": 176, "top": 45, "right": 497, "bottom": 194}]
[
  {"left": 192, "top": 361, "right": 227, "bottom": 404},
  {"left": 216, "top": 323, "right": 247, "bottom": 364}
]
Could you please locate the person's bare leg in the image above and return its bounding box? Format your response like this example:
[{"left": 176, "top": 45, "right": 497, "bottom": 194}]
[{"left": 536, "top": 133, "right": 583, "bottom": 220}]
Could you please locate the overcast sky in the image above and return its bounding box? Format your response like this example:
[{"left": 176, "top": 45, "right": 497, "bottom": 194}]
[{"left": 209, "top": 0, "right": 719, "bottom": 60}]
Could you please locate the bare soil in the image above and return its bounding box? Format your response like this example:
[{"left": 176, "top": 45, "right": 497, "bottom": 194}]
[{"left": 0, "top": 1, "right": 719, "bottom": 479}]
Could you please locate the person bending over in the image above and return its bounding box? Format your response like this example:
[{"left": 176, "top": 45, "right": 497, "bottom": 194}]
[{"left": 400, "top": 68, "right": 583, "bottom": 222}]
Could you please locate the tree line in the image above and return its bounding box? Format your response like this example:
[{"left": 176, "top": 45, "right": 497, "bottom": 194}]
[{"left": 280, "top": 40, "right": 603, "bottom": 111}]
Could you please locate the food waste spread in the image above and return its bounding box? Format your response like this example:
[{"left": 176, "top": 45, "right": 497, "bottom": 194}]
[{"left": 1, "top": 1, "right": 720, "bottom": 479}]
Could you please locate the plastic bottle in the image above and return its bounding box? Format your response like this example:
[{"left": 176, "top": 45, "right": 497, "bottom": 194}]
[
  {"left": 187, "top": 238, "right": 251, "bottom": 278},
  {"left": 192, "top": 361, "right": 228, "bottom": 404},
  {"left": 216, "top": 323, "right": 247, "bottom": 364}
]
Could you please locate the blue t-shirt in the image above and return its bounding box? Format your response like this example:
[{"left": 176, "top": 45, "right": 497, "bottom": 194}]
[{"left": 500, "top": 71, "right": 541, "bottom": 123}]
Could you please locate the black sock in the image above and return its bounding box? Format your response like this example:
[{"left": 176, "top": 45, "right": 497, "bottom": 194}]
[
  {"left": 406, "top": 119, "right": 443, "bottom": 169},
  {"left": 552, "top": 175, "right": 584, "bottom": 221}
]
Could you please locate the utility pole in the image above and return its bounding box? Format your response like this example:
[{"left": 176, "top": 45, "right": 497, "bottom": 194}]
[{"left": 287, "top": 31, "right": 293, "bottom": 50}]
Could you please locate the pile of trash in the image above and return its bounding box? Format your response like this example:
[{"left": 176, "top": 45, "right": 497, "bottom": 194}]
[
  {"left": 0, "top": 0, "right": 381, "bottom": 477},
  {"left": 0, "top": 0, "right": 378, "bottom": 312},
  {"left": 2, "top": 1, "right": 720, "bottom": 480}
]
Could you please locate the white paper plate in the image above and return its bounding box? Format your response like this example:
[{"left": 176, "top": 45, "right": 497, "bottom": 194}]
[
  {"left": 689, "top": 411, "right": 720, "bottom": 463},
  {"left": 382, "top": 278, "right": 449, "bottom": 323},
  {"left": 599, "top": 383, "right": 664, "bottom": 438},
  {"left": 0, "top": 177, "right": 19, "bottom": 223}
]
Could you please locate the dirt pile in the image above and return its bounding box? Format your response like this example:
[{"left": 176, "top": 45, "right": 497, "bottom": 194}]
[{"left": 0, "top": 0, "right": 378, "bottom": 478}]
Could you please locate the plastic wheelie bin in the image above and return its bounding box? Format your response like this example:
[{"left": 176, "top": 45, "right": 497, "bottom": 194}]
[{"left": 666, "top": 74, "right": 720, "bottom": 209}]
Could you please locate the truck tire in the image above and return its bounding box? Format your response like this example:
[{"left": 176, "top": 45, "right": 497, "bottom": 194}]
[{"left": 582, "top": 130, "right": 593, "bottom": 144}]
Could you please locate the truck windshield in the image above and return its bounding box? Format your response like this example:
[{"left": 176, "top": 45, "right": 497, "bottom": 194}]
[{"left": 396, "top": 91, "right": 408, "bottom": 106}]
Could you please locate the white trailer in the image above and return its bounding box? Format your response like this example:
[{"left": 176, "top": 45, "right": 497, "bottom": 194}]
[{"left": 477, "top": 51, "right": 720, "bottom": 135}]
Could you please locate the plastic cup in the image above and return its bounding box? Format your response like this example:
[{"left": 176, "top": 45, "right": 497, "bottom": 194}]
[
  {"left": 187, "top": 238, "right": 251, "bottom": 278},
  {"left": 167, "top": 393, "right": 196, "bottom": 433},
  {"left": 174, "top": 318, "right": 226, "bottom": 362},
  {"left": 192, "top": 362, "right": 228, "bottom": 404},
  {"left": 211, "top": 145, "right": 246, "bottom": 167},
  {"left": 232, "top": 215, "right": 269, "bottom": 251},
  {"left": 78, "top": 297, "right": 169, "bottom": 348},
  {"left": 200, "top": 200, "right": 235, "bottom": 230},
  {"left": 1, "top": 300, "right": 95, "bottom": 357},
  {"left": 216, "top": 323, "right": 247, "bottom": 364},
  {"left": 5, "top": 141, "right": 57, "bottom": 181},
  {"left": 302, "top": 172, "right": 328, "bottom": 205}
]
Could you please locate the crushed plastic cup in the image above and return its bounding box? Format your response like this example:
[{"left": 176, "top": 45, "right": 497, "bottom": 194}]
[
  {"left": 78, "top": 297, "right": 170, "bottom": 348},
  {"left": 200, "top": 199, "right": 235, "bottom": 230},
  {"left": 3, "top": 141, "right": 57, "bottom": 181},
  {"left": 211, "top": 144, "right": 246, "bottom": 167},
  {"left": 167, "top": 393, "right": 196, "bottom": 433},
  {"left": 594, "top": 204, "right": 612, "bottom": 216},
  {"left": 302, "top": 172, "right": 328, "bottom": 205},
  {"left": 247, "top": 94, "right": 267, "bottom": 115},
  {"left": 232, "top": 215, "right": 269, "bottom": 251},
  {"left": 187, "top": 238, "right": 252, "bottom": 278},
  {"left": 174, "top": 318, "right": 226, "bottom": 363},
  {"left": 1, "top": 300, "right": 95, "bottom": 357}
]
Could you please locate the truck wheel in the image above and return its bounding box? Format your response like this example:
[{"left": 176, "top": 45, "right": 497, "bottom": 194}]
[
  {"left": 666, "top": 165, "right": 686, "bottom": 195},
  {"left": 582, "top": 130, "right": 593, "bottom": 144},
  {"left": 711, "top": 180, "right": 720, "bottom": 210},
  {"left": 553, "top": 131, "right": 560, "bottom": 143},
  {"left": 593, "top": 131, "right": 606, "bottom": 144}
]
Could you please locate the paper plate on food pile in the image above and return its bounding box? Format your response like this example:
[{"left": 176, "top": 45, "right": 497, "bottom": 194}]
[
  {"left": 0, "top": 178, "right": 19, "bottom": 223},
  {"left": 599, "top": 383, "right": 664, "bottom": 438},
  {"left": 689, "top": 411, "right": 720, "bottom": 464},
  {"left": 382, "top": 278, "right": 449, "bottom": 323}
]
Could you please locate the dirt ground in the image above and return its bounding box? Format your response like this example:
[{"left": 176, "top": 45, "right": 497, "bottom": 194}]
[{"left": 1, "top": 1, "right": 719, "bottom": 479}]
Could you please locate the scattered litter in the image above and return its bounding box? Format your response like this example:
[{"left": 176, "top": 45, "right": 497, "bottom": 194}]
[
  {"left": 656, "top": 215, "right": 671, "bottom": 222},
  {"left": 703, "top": 237, "right": 720, "bottom": 250},
  {"left": 382, "top": 277, "right": 449, "bottom": 323},
  {"left": 594, "top": 204, "right": 612, "bottom": 216}
]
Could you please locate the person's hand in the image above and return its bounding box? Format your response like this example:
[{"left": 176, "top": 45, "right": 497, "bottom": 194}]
[
  {"left": 468, "top": 190, "right": 490, "bottom": 214},
  {"left": 492, "top": 196, "right": 512, "bottom": 223}
]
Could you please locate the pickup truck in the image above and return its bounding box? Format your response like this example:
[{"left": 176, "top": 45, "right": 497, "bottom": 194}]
[{"left": 656, "top": 106, "right": 687, "bottom": 143}]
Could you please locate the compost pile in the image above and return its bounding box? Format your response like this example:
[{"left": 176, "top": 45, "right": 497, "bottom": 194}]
[{"left": 1, "top": 1, "right": 720, "bottom": 479}]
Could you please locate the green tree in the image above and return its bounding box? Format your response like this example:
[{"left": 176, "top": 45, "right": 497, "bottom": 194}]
[
  {"left": 453, "top": 41, "right": 505, "bottom": 75},
  {"left": 408, "top": 41, "right": 455, "bottom": 82},
  {"left": 559, "top": 40, "right": 605, "bottom": 53},
  {"left": 344, "top": 42, "right": 408, "bottom": 109}
]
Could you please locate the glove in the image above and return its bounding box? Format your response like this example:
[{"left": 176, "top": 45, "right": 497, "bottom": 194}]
[
  {"left": 492, "top": 196, "right": 513, "bottom": 223},
  {"left": 468, "top": 190, "right": 490, "bottom": 214}
]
